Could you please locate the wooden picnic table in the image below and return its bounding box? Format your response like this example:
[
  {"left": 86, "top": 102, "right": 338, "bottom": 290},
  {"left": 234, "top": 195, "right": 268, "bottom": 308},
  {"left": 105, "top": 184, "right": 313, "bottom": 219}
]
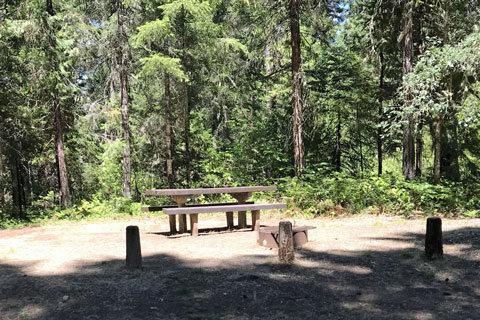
[{"left": 145, "top": 186, "right": 277, "bottom": 234}]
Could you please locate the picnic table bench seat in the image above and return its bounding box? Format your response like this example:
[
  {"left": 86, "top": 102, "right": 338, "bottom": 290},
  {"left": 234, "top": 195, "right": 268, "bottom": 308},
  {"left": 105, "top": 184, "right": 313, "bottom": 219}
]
[
  {"left": 141, "top": 201, "right": 254, "bottom": 212},
  {"left": 163, "top": 203, "right": 286, "bottom": 236}
]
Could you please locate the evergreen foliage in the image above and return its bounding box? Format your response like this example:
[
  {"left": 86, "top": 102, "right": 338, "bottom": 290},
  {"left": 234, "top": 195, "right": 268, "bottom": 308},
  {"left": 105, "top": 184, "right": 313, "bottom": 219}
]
[{"left": 1, "top": 0, "right": 480, "bottom": 226}]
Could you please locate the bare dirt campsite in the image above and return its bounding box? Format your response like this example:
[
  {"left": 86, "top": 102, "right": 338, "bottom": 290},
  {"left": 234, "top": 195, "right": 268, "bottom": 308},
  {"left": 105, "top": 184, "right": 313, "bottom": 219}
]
[{"left": 1, "top": 215, "right": 479, "bottom": 320}]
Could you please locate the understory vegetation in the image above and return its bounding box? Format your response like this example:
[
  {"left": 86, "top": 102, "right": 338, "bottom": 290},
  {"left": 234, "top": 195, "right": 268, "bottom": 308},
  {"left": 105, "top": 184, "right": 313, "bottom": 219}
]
[{"left": 1, "top": 0, "right": 480, "bottom": 228}]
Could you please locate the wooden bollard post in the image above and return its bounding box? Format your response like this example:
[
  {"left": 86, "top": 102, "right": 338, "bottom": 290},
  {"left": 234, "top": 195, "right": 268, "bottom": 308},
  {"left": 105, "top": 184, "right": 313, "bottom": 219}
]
[
  {"left": 425, "top": 217, "right": 443, "bottom": 259},
  {"left": 126, "top": 226, "right": 142, "bottom": 270},
  {"left": 278, "top": 221, "right": 294, "bottom": 263}
]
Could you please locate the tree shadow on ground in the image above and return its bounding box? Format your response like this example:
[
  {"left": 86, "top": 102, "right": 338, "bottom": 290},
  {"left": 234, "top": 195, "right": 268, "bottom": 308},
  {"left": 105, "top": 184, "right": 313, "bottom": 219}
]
[
  {"left": 150, "top": 225, "right": 255, "bottom": 238},
  {"left": 0, "top": 227, "right": 479, "bottom": 320}
]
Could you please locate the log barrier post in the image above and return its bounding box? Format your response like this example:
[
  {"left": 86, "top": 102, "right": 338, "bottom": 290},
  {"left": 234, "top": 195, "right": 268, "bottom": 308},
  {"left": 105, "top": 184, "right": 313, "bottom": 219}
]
[
  {"left": 126, "top": 226, "right": 142, "bottom": 270},
  {"left": 425, "top": 217, "right": 443, "bottom": 260},
  {"left": 278, "top": 221, "right": 295, "bottom": 263}
]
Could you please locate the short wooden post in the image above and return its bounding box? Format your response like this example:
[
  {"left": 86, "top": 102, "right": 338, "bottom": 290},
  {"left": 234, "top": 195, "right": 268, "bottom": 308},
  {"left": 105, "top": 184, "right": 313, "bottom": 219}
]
[
  {"left": 425, "top": 217, "right": 443, "bottom": 259},
  {"left": 278, "top": 221, "right": 294, "bottom": 263},
  {"left": 251, "top": 210, "right": 260, "bottom": 231},
  {"left": 190, "top": 214, "right": 199, "bottom": 236},
  {"left": 126, "top": 226, "right": 142, "bottom": 270},
  {"left": 226, "top": 211, "right": 234, "bottom": 229}
]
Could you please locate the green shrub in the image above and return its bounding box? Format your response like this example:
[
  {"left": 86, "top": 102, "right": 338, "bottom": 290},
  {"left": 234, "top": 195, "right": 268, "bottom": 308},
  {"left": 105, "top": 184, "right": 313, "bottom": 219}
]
[{"left": 277, "top": 170, "right": 479, "bottom": 216}]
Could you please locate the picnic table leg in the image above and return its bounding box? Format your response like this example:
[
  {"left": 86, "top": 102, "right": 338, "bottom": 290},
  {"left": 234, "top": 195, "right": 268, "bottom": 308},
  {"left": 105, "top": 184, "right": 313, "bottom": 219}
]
[
  {"left": 231, "top": 192, "right": 251, "bottom": 229},
  {"left": 190, "top": 214, "right": 199, "bottom": 236},
  {"left": 178, "top": 215, "right": 187, "bottom": 233},
  {"left": 169, "top": 215, "right": 177, "bottom": 234},
  {"left": 173, "top": 195, "right": 188, "bottom": 234},
  {"left": 251, "top": 210, "right": 260, "bottom": 231},
  {"left": 226, "top": 211, "right": 234, "bottom": 229},
  {"left": 238, "top": 211, "right": 247, "bottom": 229}
]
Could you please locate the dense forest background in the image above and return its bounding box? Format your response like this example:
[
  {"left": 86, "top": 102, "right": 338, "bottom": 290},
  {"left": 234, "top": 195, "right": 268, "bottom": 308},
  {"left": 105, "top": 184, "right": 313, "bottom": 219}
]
[{"left": 1, "top": 0, "right": 480, "bottom": 226}]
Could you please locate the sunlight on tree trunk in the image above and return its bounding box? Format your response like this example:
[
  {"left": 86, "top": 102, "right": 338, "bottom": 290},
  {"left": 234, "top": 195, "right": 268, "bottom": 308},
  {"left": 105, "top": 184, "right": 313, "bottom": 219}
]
[
  {"left": 117, "top": 0, "right": 131, "bottom": 198},
  {"left": 402, "top": 0, "right": 415, "bottom": 181},
  {"left": 290, "top": 0, "right": 304, "bottom": 177}
]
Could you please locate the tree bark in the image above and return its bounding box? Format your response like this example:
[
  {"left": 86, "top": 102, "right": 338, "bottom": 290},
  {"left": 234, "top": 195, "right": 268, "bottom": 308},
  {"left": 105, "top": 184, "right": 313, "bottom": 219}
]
[
  {"left": 439, "top": 2, "right": 460, "bottom": 182},
  {"left": 54, "top": 98, "right": 71, "bottom": 207},
  {"left": 164, "top": 71, "right": 174, "bottom": 189},
  {"left": 9, "top": 156, "right": 22, "bottom": 218},
  {"left": 0, "top": 138, "right": 4, "bottom": 209},
  {"left": 46, "top": 0, "right": 71, "bottom": 207},
  {"left": 183, "top": 82, "right": 191, "bottom": 183},
  {"left": 433, "top": 114, "right": 442, "bottom": 185},
  {"left": 180, "top": 5, "right": 191, "bottom": 184},
  {"left": 415, "top": 1, "right": 425, "bottom": 177},
  {"left": 278, "top": 221, "right": 295, "bottom": 263},
  {"left": 377, "top": 51, "right": 384, "bottom": 176},
  {"left": 117, "top": 0, "right": 131, "bottom": 198},
  {"left": 290, "top": 0, "right": 304, "bottom": 177},
  {"left": 335, "top": 110, "right": 341, "bottom": 172},
  {"left": 402, "top": 0, "right": 415, "bottom": 181},
  {"left": 415, "top": 120, "right": 423, "bottom": 176}
]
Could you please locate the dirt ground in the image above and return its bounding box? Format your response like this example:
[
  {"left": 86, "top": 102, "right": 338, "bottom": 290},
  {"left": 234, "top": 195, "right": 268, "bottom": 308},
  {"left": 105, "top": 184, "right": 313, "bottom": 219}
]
[{"left": 0, "top": 213, "right": 479, "bottom": 320}]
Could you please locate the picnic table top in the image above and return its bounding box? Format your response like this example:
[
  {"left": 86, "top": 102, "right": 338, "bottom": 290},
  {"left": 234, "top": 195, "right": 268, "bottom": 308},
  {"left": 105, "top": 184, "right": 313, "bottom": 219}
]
[{"left": 145, "top": 185, "right": 276, "bottom": 196}]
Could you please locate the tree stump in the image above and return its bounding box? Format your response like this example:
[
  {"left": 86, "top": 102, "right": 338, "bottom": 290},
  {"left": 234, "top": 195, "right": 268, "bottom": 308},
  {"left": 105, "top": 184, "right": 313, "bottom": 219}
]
[
  {"left": 425, "top": 217, "right": 443, "bottom": 259},
  {"left": 278, "top": 221, "right": 294, "bottom": 263},
  {"left": 126, "top": 226, "right": 142, "bottom": 270}
]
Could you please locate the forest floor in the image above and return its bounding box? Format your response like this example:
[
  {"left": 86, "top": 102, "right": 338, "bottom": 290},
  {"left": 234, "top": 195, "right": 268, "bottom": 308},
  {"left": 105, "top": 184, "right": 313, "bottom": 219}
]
[{"left": 0, "top": 214, "right": 479, "bottom": 320}]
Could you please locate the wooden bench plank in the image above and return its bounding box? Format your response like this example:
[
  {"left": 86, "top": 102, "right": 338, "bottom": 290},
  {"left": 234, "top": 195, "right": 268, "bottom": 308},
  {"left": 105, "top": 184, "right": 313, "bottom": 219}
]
[
  {"left": 162, "top": 203, "right": 286, "bottom": 215},
  {"left": 141, "top": 201, "right": 254, "bottom": 212}
]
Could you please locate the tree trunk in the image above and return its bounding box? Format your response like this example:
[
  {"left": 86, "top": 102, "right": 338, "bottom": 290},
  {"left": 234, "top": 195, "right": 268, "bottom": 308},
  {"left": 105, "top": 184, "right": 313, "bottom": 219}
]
[
  {"left": 335, "top": 110, "right": 341, "bottom": 172},
  {"left": 180, "top": 5, "right": 191, "bottom": 184},
  {"left": 183, "top": 82, "right": 191, "bottom": 183},
  {"left": 415, "top": 0, "right": 425, "bottom": 178},
  {"left": 442, "top": 115, "right": 460, "bottom": 181},
  {"left": 46, "top": 0, "right": 71, "bottom": 207},
  {"left": 377, "top": 51, "right": 384, "bottom": 176},
  {"left": 433, "top": 114, "right": 442, "bottom": 185},
  {"left": 356, "top": 106, "right": 364, "bottom": 174},
  {"left": 117, "top": 0, "right": 131, "bottom": 198},
  {"left": 416, "top": 121, "right": 423, "bottom": 176},
  {"left": 290, "top": 0, "right": 304, "bottom": 177},
  {"left": 402, "top": 0, "right": 415, "bottom": 180},
  {"left": 54, "top": 98, "right": 71, "bottom": 207},
  {"left": 164, "top": 71, "right": 174, "bottom": 189},
  {"left": 9, "top": 157, "right": 21, "bottom": 218},
  {"left": 0, "top": 138, "right": 4, "bottom": 209},
  {"left": 439, "top": 2, "right": 460, "bottom": 182}
]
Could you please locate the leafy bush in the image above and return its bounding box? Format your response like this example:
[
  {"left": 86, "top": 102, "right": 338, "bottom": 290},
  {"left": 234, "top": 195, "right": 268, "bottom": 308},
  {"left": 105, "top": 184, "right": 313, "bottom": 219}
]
[{"left": 277, "top": 170, "right": 480, "bottom": 217}]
